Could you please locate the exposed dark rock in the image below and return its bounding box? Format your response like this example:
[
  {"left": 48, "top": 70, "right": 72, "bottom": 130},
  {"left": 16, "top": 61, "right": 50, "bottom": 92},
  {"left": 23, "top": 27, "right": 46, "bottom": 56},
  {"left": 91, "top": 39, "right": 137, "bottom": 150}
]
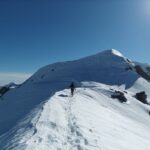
[
  {"left": 0, "top": 86, "right": 10, "bottom": 97},
  {"left": 135, "top": 65, "right": 150, "bottom": 81},
  {"left": 110, "top": 88, "right": 114, "bottom": 91},
  {"left": 135, "top": 91, "right": 148, "bottom": 104},
  {"left": 126, "top": 58, "right": 132, "bottom": 63},
  {"left": 41, "top": 74, "right": 45, "bottom": 79},
  {"left": 111, "top": 91, "right": 127, "bottom": 103},
  {"left": 59, "top": 94, "right": 68, "bottom": 97}
]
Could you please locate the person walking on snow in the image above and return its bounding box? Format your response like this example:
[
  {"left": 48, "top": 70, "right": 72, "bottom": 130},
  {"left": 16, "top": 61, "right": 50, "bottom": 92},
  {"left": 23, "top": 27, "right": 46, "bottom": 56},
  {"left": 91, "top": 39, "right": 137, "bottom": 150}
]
[{"left": 69, "top": 82, "right": 75, "bottom": 96}]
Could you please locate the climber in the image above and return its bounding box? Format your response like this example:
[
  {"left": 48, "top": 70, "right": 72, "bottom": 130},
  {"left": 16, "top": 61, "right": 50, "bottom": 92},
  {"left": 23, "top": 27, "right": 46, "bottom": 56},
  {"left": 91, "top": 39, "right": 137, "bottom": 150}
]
[{"left": 69, "top": 82, "right": 75, "bottom": 96}]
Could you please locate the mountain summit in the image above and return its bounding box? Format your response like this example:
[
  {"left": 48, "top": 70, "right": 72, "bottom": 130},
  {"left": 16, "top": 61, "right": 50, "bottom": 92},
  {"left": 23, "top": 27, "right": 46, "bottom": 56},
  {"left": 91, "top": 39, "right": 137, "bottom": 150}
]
[
  {"left": 28, "top": 49, "right": 137, "bottom": 88},
  {"left": 99, "top": 49, "right": 124, "bottom": 57},
  {"left": 0, "top": 49, "right": 150, "bottom": 150}
]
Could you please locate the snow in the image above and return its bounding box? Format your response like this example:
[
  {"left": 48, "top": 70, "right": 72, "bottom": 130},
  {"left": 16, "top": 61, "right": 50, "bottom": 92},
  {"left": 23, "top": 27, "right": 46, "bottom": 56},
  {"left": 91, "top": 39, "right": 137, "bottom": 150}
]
[
  {"left": 0, "top": 49, "right": 150, "bottom": 150},
  {"left": 29, "top": 49, "right": 138, "bottom": 88},
  {"left": 101, "top": 49, "right": 124, "bottom": 57},
  {"left": 1, "top": 82, "right": 150, "bottom": 150},
  {"left": 111, "top": 49, "right": 124, "bottom": 57}
]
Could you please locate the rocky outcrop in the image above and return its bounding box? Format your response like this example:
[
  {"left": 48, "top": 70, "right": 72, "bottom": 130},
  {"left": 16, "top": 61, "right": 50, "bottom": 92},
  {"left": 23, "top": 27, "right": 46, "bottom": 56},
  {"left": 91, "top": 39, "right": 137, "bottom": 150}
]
[
  {"left": 135, "top": 65, "right": 150, "bottom": 81},
  {"left": 135, "top": 91, "right": 148, "bottom": 104},
  {"left": 111, "top": 91, "right": 127, "bottom": 103}
]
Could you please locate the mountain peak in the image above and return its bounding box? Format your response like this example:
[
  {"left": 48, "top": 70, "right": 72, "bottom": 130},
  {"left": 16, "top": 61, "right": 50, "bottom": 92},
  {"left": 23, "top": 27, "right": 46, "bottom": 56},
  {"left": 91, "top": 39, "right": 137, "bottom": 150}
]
[
  {"left": 1, "top": 49, "right": 150, "bottom": 150},
  {"left": 27, "top": 48, "right": 138, "bottom": 89},
  {"left": 101, "top": 49, "right": 124, "bottom": 57}
]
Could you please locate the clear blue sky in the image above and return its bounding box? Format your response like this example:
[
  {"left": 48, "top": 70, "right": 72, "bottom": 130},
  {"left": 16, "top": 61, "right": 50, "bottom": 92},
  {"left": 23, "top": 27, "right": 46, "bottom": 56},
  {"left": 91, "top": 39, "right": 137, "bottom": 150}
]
[{"left": 0, "top": 0, "right": 150, "bottom": 74}]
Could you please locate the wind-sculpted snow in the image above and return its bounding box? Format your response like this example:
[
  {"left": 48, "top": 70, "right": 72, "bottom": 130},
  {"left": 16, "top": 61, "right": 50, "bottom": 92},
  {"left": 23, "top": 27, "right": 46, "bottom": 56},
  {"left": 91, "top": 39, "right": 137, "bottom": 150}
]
[{"left": 1, "top": 82, "right": 150, "bottom": 150}]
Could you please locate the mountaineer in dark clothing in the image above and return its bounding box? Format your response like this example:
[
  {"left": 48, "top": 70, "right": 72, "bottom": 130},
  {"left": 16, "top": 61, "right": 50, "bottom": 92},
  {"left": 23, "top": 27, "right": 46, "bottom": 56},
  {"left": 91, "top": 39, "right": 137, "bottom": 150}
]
[{"left": 69, "top": 82, "right": 75, "bottom": 96}]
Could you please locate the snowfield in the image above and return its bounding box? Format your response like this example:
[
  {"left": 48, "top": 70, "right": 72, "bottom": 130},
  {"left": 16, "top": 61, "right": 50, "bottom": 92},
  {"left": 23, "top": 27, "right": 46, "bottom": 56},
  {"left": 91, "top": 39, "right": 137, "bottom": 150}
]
[
  {"left": 0, "top": 49, "right": 150, "bottom": 150},
  {"left": 1, "top": 82, "right": 150, "bottom": 150}
]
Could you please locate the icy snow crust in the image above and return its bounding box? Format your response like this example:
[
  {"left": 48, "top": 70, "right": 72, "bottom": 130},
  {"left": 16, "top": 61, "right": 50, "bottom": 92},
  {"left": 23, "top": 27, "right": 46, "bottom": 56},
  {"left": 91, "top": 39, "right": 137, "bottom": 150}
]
[
  {"left": 1, "top": 82, "right": 150, "bottom": 150},
  {"left": 0, "top": 50, "right": 150, "bottom": 149}
]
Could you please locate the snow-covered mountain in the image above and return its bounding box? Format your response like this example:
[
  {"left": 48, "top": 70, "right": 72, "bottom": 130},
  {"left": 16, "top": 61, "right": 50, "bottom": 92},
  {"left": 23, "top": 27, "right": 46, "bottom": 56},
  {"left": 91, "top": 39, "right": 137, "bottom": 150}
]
[
  {"left": 0, "top": 49, "right": 150, "bottom": 150},
  {"left": 27, "top": 49, "right": 138, "bottom": 88}
]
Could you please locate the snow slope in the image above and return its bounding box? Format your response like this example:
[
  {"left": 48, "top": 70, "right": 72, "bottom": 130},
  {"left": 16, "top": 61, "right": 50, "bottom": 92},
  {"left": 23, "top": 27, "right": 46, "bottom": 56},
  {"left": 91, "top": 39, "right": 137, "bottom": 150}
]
[
  {"left": 0, "top": 49, "right": 150, "bottom": 150},
  {"left": 28, "top": 49, "right": 138, "bottom": 88},
  {"left": 0, "top": 49, "right": 139, "bottom": 135},
  {"left": 1, "top": 82, "right": 150, "bottom": 150}
]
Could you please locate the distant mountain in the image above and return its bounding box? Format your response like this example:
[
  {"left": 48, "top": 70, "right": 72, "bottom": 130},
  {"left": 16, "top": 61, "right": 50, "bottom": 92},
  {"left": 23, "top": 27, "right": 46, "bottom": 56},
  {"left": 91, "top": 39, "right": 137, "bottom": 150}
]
[{"left": 0, "top": 49, "right": 150, "bottom": 150}]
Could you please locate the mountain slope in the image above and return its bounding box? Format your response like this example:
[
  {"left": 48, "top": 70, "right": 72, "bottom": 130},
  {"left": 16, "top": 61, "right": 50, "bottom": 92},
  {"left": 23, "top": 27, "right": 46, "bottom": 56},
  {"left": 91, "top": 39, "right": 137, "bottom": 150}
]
[
  {"left": 28, "top": 49, "right": 138, "bottom": 88},
  {"left": 0, "top": 49, "right": 139, "bottom": 136},
  {"left": 0, "top": 49, "right": 150, "bottom": 150},
  {"left": 1, "top": 82, "right": 150, "bottom": 150}
]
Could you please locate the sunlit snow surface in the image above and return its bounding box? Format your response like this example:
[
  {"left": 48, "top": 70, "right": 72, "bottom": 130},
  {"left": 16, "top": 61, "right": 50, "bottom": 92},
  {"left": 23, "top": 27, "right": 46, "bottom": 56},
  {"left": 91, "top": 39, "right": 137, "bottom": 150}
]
[
  {"left": 0, "top": 50, "right": 150, "bottom": 150},
  {"left": 103, "top": 49, "right": 124, "bottom": 57},
  {"left": 1, "top": 81, "right": 150, "bottom": 150}
]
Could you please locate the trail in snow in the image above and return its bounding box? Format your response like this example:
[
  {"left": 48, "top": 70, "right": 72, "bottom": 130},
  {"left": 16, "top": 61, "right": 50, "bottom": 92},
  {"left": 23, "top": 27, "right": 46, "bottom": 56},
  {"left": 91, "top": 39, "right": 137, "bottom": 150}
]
[
  {"left": 66, "top": 91, "right": 95, "bottom": 150},
  {"left": 1, "top": 82, "right": 150, "bottom": 150},
  {"left": 25, "top": 89, "right": 102, "bottom": 150},
  {"left": 5, "top": 88, "right": 105, "bottom": 150},
  {"left": 1, "top": 49, "right": 150, "bottom": 150}
]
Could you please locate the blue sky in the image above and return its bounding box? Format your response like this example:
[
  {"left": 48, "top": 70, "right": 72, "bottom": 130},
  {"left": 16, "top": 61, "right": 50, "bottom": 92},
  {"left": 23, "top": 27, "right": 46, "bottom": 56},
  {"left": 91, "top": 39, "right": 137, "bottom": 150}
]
[{"left": 0, "top": 0, "right": 150, "bottom": 84}]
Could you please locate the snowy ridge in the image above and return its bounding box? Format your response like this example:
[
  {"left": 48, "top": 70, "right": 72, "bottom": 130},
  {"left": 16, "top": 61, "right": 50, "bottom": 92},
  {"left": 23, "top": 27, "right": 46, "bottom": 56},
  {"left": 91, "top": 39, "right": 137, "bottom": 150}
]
[
  {"left": 1, "top": 49, "right": 150, "bottom": 150},
  {"left": 1, "top": 82, "right": 150, "bottom": 150},
  {"left": 28, "top": 49, "right": 138, "bottom": 88}
]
